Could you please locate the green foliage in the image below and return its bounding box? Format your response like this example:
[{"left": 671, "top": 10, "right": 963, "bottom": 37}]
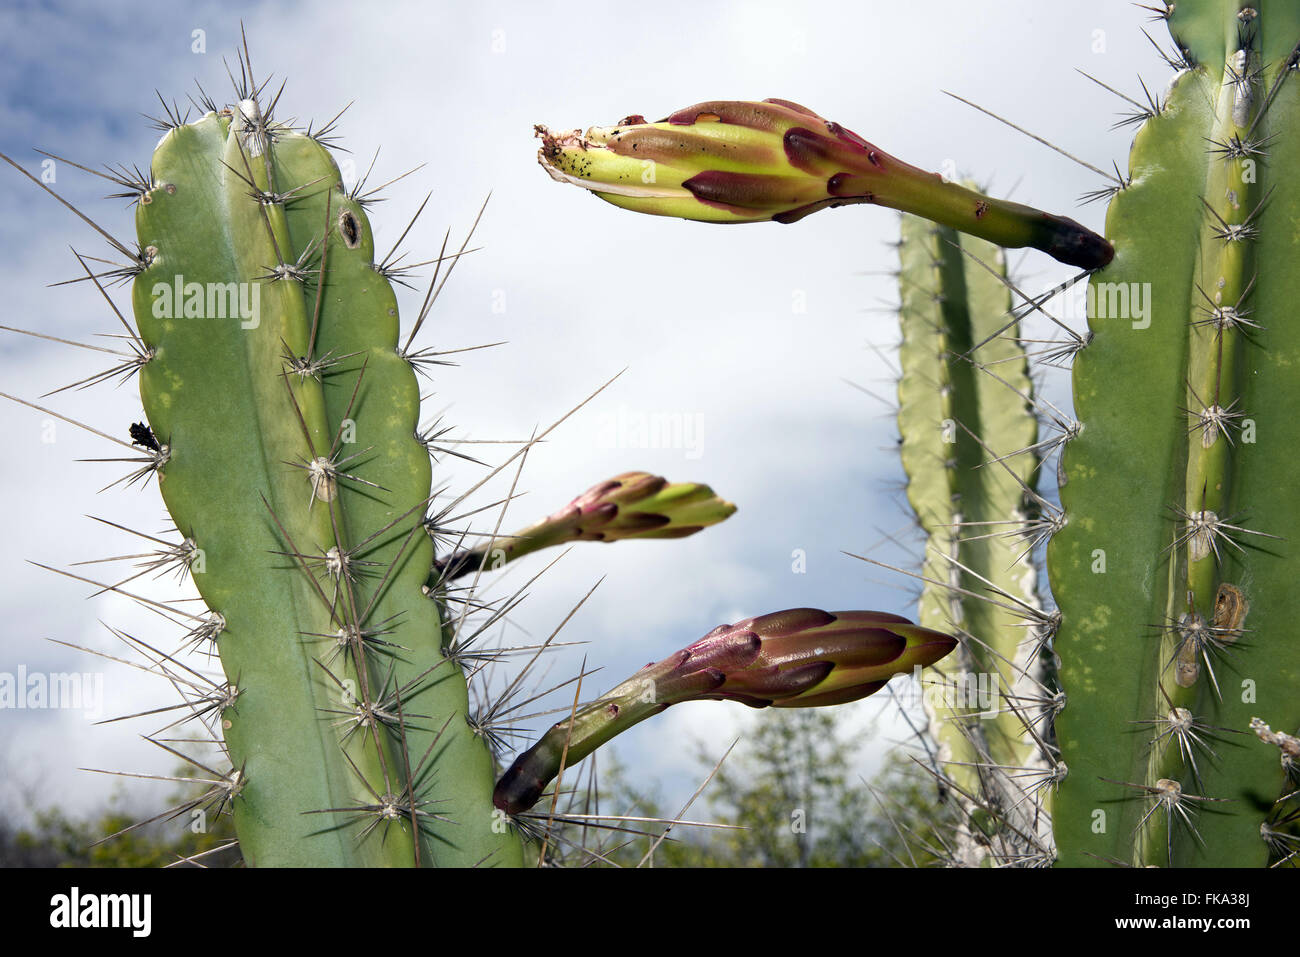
[
  {"left": 698, "top": 712, "right": 880, "bottom": 867},
  {"left": 594, "top": 711, "right": 952, "bottom": 867},
  {"left": 2, "top": 781, "right": 238, "bottom": 868}
]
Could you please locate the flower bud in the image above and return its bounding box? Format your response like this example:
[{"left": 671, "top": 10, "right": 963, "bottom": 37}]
[
  {"left": 537, "top": 99, "right": 1113, "bottom": 268},
  {"left": 493, "top": 607, "right": 957, "bottom": 813},
  {"left": 434, "top": 472, "right": 735, "bottom": 581}
]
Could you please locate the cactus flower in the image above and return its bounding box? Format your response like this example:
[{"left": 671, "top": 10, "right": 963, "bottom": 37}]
[
  {"left": 493, "top": 607, "right": 958, "bottom": 814},
  {"left": 436, "top": 472, "right": 735, "bottom": 580},
  {"left": 536, "top": 98, "right": 1113, "bottom": 269}
]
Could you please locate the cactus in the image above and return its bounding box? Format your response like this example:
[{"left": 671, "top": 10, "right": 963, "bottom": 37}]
[
  {"left": 1047, "top": 0, "right": 1300, "bottom": 867},
  {"left": 3, "top": 56, "right": 648, "bottom": 867},
  {"left": 890, "top": 1, "right": 1300, "bottom": 867},
  {"left": 10, "top": 2, "right": 1300, "bottom": 871},
  {"left": 893, "top": 211, "right": 1057, "bottom": 866}
]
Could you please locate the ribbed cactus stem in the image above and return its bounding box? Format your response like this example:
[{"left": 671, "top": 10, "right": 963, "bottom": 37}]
[
  {"left": 1137, "top": 15, "right": 1267, "bottom": 868},
  {"left": 895, "top": 210, "right": 1053, "bottom": 865},
  {"left": 119, "top": 87, "right": 522, "bottom": 866},
  {"left": 1050, "top": 0, "right": 1300, "bottom": 866}
]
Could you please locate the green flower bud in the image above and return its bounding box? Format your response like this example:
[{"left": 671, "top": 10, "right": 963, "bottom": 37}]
[
  {"left": 537, "top": 99, "right": 1113, "bottom": 268},
  {"left": 434, "top": 472, "right": 735, "bottom": 581}
]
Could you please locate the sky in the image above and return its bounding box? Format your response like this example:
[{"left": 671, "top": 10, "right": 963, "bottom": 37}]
[{"left": 0, "top": 0, "right": 1167, "bottom": 833}]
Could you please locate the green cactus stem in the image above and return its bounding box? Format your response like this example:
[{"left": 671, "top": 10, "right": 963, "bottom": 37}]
[
  {"left": 434, "top": 471, "right": 736, "bottom": 581},
  {"left": 1048, "top": 0, "right": 1300, "bottom": 866},
  {"left": 894, "top": 210, "right": 1055, "bottom": 865},
  {"left": 492, "top": 607, "right": 957, "bottom": 815},
  {"left": 535, "top": 99, "right": 1114, "bottom": 269},
  {"left": 129, "top": 97, "right": 528, "bottom": 866}
]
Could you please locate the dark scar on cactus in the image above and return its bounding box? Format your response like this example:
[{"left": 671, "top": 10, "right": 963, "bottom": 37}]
[
  {"left": 337, "top": 209, "right": 361, "bottom": 248},
  {"left": 129, "top": 421, "right": 161, "bottom": 453},
  {"left": 1213, "top": 583, "right": 1248, "bottom": 643}
]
